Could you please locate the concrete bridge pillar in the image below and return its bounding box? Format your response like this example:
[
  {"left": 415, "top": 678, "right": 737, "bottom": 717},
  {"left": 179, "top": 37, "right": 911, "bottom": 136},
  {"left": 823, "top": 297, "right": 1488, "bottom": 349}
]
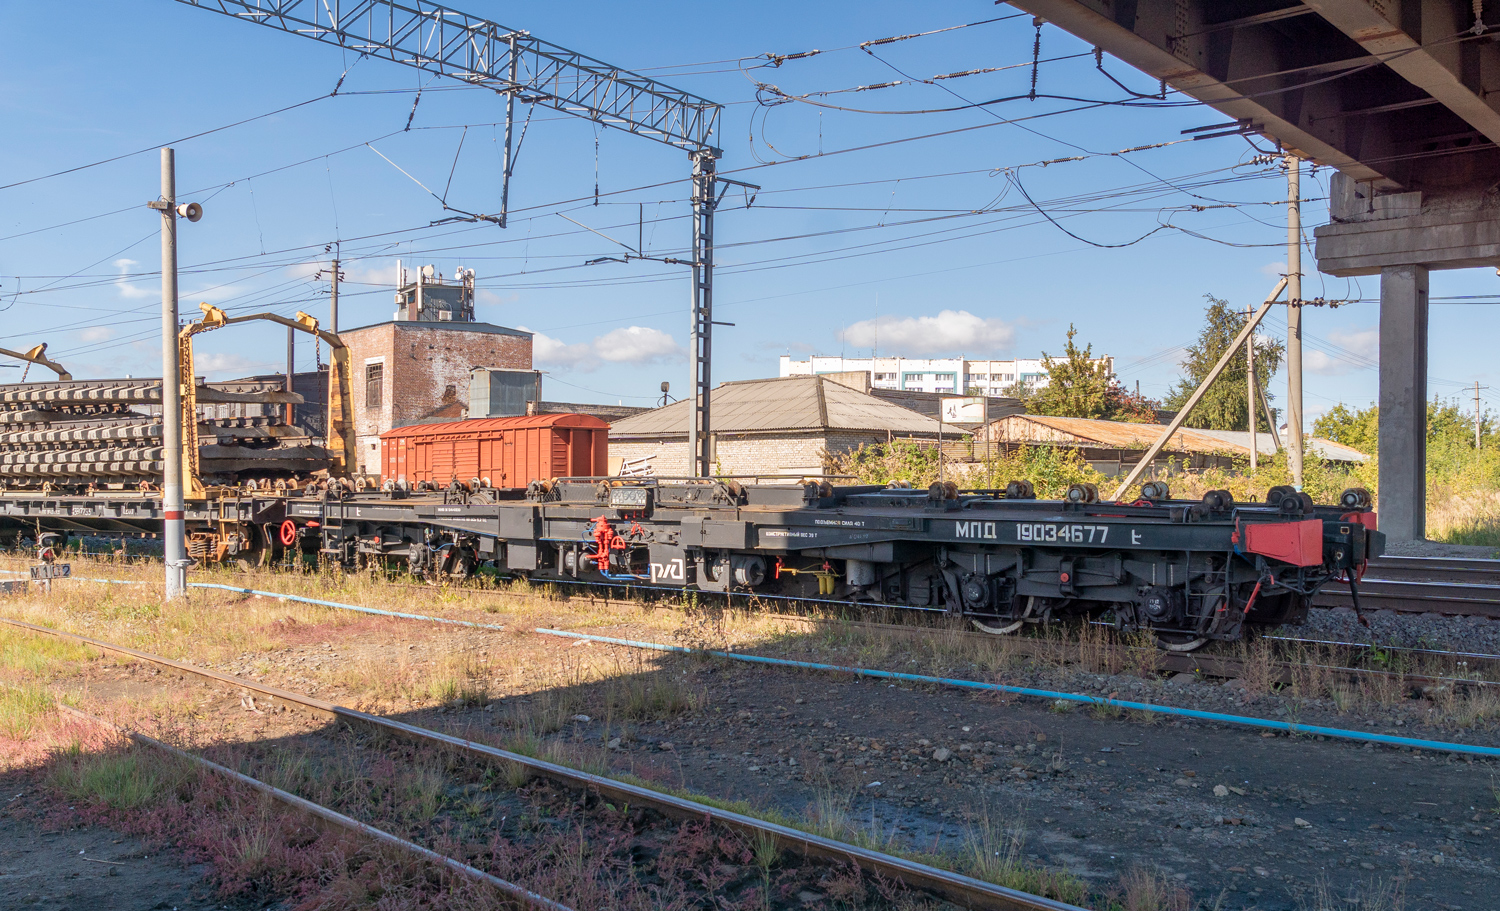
[
  {"left": 1377, "top": 265, "right": 1429, "bottom": 542},
  {"left": 1315, "top": 174, "right": 1500, "bottom": 543}
]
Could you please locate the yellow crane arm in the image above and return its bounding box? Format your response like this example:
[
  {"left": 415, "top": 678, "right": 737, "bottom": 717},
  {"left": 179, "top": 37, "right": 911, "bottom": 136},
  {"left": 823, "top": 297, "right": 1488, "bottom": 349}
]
[
  {"left": 178, "top": 304, "right": 356, "bottom": 494},
  {"left": 0, "top": 343, "right": 72, "bottom": 380}
]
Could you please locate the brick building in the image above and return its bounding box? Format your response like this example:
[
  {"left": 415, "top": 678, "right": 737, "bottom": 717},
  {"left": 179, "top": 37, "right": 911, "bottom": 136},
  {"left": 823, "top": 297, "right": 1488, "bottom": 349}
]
[
  {"left": 338, "top": 267, "right": 533, "bottom": 476},
  {"left": 607, "top": 375, "right": 959, "bottom": 478}
]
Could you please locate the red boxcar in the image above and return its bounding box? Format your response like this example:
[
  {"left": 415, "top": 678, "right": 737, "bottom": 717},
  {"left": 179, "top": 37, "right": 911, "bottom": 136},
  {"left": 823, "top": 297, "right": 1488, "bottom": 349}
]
[{"left": 380, "top": 413, "right": 609, "bottom": 488}]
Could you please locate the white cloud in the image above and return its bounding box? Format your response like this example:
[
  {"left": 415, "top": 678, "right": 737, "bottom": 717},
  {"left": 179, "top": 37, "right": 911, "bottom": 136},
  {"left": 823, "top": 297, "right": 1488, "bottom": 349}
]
[
  {"left": 838, "top": 309, "right": 1016, "bottom": 356},
  {"left": 1261, "top": 260, "right": 1288, "bottom": 278},
  {"left": 112, "top": 258, "right": 154, "bottom": 300},
  {"left": 594, "top": 327, "right": 684, "bottom": 363},
  {"left": 78, "top": 327, "right": 116, "bottom": 344},
  {"left": 524, "top": 326, "right": 685, "bottom": 371},
  {"left": 530, "top": 332, "right": 594, "bottom": 368},
  {"left": 1306, "top": 326, "right": 1378, "bottom": 376},
  {"left": 1329, "top": 326, "right": 1378, "bottom": 357}
]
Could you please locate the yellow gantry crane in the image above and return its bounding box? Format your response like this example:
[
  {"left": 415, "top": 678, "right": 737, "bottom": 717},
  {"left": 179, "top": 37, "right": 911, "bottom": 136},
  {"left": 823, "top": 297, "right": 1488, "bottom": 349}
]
[{"left": 179, "top": 303, "right": 355, "bottom": 496}]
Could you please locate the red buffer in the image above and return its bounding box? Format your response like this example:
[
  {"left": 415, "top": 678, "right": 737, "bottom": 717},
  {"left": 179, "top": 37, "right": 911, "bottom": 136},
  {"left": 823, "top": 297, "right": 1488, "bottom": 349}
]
[{"left": 1243, "top": 518, "right": 1324, "bottom": 567}]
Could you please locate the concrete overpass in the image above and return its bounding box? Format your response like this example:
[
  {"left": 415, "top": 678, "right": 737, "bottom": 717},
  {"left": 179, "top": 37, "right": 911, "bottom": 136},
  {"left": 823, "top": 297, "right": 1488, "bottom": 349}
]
[{"left": 1008, "top": 0, "right": 1500, "bottom": 541}]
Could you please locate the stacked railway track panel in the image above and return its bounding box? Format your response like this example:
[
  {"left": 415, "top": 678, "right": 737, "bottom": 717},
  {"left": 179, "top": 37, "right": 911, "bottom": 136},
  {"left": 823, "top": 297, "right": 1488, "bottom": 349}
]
[{"left": 0, "top": 377, "right": 330, "bottom": 489}]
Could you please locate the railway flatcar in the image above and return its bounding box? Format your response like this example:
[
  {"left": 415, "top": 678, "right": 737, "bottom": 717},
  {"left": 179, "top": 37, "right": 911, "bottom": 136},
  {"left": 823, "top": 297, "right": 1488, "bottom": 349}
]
[{"left": 0, "top": 470, "right": 1380, "bottom": 651}]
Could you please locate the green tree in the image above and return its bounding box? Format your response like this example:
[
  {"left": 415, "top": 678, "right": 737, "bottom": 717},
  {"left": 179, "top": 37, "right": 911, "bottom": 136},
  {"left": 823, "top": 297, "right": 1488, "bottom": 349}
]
[
  {"left": 1025, "top": 325, "right": 1162, "bottom": 422},
  {"left": 1165, "top": 295, "right": 1285, "bottom": 431},
  {"left": 1028, "top": 325, "right": 1118, "bottom": 419},
  {"left": 1313, "top": 399, "right": 1494, "bottom": 457},
  {"left": 1312, "top": 402, "right": 1378, "bottom": 454}
]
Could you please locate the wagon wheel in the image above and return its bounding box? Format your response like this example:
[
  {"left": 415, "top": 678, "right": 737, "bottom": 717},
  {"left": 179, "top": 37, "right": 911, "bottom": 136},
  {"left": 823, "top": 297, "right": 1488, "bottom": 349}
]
[
  {"left": 256, "top": 523, "right": 284, "bottom": 569},
  {"left": 971, "top": 595, "right": 1034, "bottom": 636},
  {"left": 1153, "top": 631, "right": 1209, "bottom": 652}
]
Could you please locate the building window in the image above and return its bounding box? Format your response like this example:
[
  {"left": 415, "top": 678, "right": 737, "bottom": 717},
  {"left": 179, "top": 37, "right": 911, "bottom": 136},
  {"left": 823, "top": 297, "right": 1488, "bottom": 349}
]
[{"left": 366, "top": 363, "right": 384, "bottom": 408}]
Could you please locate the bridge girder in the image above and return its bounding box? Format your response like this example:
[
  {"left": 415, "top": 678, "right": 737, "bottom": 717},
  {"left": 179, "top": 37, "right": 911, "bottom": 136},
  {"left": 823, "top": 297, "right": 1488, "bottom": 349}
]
[{"left": 1008, "top": 0, "right": 1500, "bottom": 191}]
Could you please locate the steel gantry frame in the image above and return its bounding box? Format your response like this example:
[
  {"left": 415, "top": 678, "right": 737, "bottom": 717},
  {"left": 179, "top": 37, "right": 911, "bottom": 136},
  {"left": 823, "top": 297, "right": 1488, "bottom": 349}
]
[{"left": 175, "top": 0, "right": 738, "bottom": 476}]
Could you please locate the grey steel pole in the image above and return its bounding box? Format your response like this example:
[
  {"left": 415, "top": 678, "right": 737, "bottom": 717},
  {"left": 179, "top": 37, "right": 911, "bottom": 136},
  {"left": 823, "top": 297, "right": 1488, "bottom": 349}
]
[
  {"left": 1477, "top": 381, "right": 1484, "bottom": 450},
  {"left": 286, "top": 326, "right": 295, "bottom": 425},
  {"left": 1246, "top": 307, "right": 1257, "bottom": 471},
  {"left": 159, "top": 148, "right": 187, "bottom": 600},
  {"left": 329, "top": 257, "right": 339, "bottom": 334},
  {"left": 498, "top": 35, "right": 518, "bottom": 228},
  {"left": 687, "top": 152, "right": 716, "bottom": 478},
  {"left": 1286, "top": 155, "right": 1304, "bottom": 488}
]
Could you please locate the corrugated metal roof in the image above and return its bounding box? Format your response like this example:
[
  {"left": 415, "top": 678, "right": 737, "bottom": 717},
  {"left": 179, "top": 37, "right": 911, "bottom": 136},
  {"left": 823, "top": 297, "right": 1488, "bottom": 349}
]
[
  {"left": 985, "top": 414, "right": 1367, "bottom": 462},
  {"left": 1308, "top": 438, "right": 1369, "bottom": 461},
  {"left": 609, "top": 376, "right": 957, "bottom": 437}
]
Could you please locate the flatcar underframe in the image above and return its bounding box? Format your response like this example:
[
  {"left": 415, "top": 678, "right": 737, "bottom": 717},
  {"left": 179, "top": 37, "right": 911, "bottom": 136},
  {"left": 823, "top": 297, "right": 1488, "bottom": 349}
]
[{"left": 0, "top": 478, "right": 1382, "bottom": 651}]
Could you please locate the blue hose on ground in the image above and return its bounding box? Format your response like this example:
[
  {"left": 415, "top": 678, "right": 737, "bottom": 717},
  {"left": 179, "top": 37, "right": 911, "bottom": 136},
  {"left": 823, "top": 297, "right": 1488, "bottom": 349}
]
[
  {"left": 534, "top": 628, "right": 1500, "bottom": 760},
  {"left": 190, "top": 583, "right": 506, "bottom": 631}
]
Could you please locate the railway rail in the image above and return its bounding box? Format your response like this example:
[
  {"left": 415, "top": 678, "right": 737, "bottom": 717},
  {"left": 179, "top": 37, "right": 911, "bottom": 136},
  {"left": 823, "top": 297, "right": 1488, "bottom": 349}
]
[
  {"left": 1313, "top": 555, "right": 1500, "bottom": 618},
  {"left": 1, "top": 616, "right": 1085, "bottom": 911},
  {"left": 57, "top": 704, "right": 572, "bottom": 910}
]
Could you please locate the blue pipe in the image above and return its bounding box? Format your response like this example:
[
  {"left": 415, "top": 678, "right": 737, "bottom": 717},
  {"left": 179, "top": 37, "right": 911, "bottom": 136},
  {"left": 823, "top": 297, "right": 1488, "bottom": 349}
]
[
  {"left": 533, "top": 628, "right": 1500, "bottom": 759},
  {"left": 190, "top": 583, "right": 506, "bottom": 632}
]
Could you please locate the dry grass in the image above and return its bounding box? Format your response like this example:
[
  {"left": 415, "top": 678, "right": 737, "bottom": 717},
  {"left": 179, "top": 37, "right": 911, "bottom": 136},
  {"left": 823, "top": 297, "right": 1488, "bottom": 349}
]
[
  {"left": 1428, "top": 489, "right": 1500, "bottom": 548},
  {"left": 960, "top": 803, "right": 1090, "bottom": 905},
  {"left": 1294, "top": 876, "right": 1406, "bottom": 911},
  {"left": 1106, "top": 868, "right": 1192, "bottom": 911}
]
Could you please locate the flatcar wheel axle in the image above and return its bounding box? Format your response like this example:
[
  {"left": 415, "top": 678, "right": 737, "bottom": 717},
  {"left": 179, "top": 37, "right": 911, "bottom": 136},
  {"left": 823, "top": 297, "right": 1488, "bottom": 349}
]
[
  {"left": 971, "top": 617, "right": 1025, "bottom": 635},
  {"left": 970, "top": 595, "right": 1034, "bottom": 636},
  {"left": 1154, "top": 631, "right": 1209, "bottom": 652}
]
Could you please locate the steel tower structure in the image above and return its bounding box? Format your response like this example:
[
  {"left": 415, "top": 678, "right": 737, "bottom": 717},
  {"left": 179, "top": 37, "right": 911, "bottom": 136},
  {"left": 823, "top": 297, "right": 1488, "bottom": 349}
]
[{"left": 175, "top": 0, "right": 739, "bottom": 476}]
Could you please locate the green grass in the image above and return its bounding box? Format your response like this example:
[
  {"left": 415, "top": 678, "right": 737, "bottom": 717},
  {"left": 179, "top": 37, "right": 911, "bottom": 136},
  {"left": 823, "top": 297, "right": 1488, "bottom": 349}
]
[
  {"left": 0, "top": 629, "right": 94, "bottom": 676},
  {"left": 47, "top": 742, "right": 190, "bottom": 809},
  {"left": 0, "top": 683, "right": 52, "bottom": 739}
]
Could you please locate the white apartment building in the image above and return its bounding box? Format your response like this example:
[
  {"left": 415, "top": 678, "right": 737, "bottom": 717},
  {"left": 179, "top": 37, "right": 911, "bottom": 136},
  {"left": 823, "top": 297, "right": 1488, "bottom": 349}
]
[{"left": 778, "top": 354, "right": 1113, "bottom": 396}]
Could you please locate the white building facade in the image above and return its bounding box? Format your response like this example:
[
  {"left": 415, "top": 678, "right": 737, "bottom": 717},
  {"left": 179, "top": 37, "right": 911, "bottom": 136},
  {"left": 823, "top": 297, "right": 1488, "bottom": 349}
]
[{"left": 778, "top": 354, "right": 1113, "bottom": 396}]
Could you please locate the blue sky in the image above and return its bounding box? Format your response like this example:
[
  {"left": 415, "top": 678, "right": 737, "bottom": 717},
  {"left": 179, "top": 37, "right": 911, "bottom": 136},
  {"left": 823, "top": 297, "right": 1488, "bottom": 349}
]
[{"left": 2, "top": 1, "right": 1497, "bottom": 424}]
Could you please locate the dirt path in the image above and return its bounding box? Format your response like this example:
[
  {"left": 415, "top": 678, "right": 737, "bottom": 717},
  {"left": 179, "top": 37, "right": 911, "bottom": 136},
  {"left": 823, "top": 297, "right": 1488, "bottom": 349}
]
[{"left": 0, "top": 771, "right": 232, "bottom": 911}]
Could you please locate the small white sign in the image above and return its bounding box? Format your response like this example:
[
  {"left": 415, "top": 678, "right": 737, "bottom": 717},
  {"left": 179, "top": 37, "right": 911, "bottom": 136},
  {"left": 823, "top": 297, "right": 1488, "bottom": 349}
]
[
  {"left": 30, "top": 563, "right": 71, "bottom": 581},
  {"left": 940, "top": 396, "right": 986, "bottom": 423}
]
